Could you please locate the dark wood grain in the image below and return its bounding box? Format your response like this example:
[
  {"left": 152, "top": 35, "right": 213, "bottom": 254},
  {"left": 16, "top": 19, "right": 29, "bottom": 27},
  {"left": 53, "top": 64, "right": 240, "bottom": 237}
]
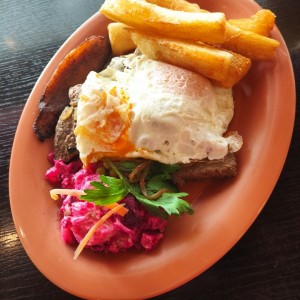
[{"left": 1, "top": 0, "right": 299, "bottom": 299}]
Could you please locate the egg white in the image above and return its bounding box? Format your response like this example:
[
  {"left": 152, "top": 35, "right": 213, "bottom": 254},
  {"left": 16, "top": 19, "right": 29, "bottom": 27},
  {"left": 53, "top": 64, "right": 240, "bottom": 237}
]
[{"left": 75, "top": 51, "right": 242, "bottom": 165}]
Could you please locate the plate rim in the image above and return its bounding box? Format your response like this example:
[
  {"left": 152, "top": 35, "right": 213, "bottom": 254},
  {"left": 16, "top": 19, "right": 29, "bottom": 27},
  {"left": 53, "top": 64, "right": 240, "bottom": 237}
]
[{"left": 9, "top": 1, "right": 296, "bottom": 299}]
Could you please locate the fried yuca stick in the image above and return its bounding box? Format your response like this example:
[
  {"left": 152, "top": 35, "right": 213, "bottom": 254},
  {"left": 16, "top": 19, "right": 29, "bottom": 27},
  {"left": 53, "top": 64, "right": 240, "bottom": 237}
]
[
  {"left": 130, "top": 30, "right": 251, "bottom": 88},
  {"left": 149, "top": 1, "right": 276, "bottom": 38},
  {"left": 228, "top": 9, "right": 276, "bottom": 37},
  {"left": 108, "top": 23, "right": 136, "bottom": 55},
  {"left": 223, "top": 23, "right": 280, "bottom": 60},
  {"left": 146, "top": 0, "right": 202, "bottom": 12},
  {"left": 100, "top": 0, "right": 226, "bottom": 44},
  {"left": 142, "top": 0, "right": 279, "bottom": 59}
]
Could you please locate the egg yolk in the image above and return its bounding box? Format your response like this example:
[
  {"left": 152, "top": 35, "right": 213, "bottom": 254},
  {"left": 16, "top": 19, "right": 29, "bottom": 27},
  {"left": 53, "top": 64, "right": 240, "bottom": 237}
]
[{"left": 75, "top": 86, "right": 135, "bottom": 165}]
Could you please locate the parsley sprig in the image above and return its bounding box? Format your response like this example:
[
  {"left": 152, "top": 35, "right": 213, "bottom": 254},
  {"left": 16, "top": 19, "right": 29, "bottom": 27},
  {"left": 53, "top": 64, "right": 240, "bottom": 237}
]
[{"left": 80, "top": 159, "right": 194, "bottom": 219}]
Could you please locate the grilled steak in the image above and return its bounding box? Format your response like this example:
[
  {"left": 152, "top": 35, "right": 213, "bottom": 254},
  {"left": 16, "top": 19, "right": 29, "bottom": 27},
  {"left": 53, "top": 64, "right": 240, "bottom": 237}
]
[
  {"left": 53, "top": 84, "right": 82, "bottom": 162},
  {"left": 172, "top": 153, "right": 238, "bottom": 187}
]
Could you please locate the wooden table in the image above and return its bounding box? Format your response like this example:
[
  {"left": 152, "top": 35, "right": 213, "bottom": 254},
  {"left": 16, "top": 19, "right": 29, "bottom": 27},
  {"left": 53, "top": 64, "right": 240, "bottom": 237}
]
[{"left": 1, "top": 0, "right": 299, "bottom": 299}]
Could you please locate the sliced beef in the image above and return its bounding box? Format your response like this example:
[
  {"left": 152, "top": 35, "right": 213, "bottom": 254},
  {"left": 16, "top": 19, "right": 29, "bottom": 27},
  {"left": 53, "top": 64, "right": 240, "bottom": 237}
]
[
  {"left": 53, "top": 84, "right": 81, "bottom": 162},
  {"left": 68, "top": 84, "right": 82, "bottom": 106},
  {"left": 54, "top": 107, "right": 78, "bottom": 162},
  {"left": 172, "top": 153, "right": 238, "bottom": 187}
]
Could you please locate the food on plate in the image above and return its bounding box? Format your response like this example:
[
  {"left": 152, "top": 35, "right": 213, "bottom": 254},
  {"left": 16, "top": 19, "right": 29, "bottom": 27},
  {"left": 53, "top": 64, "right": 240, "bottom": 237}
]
[
  {"left": 100, "top": 0, "right": 227, "bottom": 44},
  {"left": 101, "top": 0, "right": 279, "bottom": 84},
  {"left": 223, "top": 23, "right": 280, "bottom": 61},
  {"left": 108, "top": 19, "right": 279, "bottom": 63},
  {"left": 47, "top": 49, "right": 242, "bottom": 258},
  {"left": 228, "top": 9, "right": 276, "bottom": 37},
  {"left": 146, "top": 0, "right": 202, "bottom": 12},
  {"left": 33, "top": 0, "right": 280, "bottom": 258},
  {"left": 53, "top": 84, "right": 81, "bottom": 162},
  {"left": 129, "top": 30, "right": 251, "bottom": 88},
  {"left": 33, "top": 35, "right": 111, "bottom": 141},
  {"left": 151, "top": 0, "right": 276, "bottom": 39},
  {"left": 46, "top": 156, "right": 170, "bottom": 258},
  {"left": 172, "top": 153, "right": 238, "bottom": 187},
  {"left": 108, "top": 23, "right": 136, "bottom": 56},
  {"left": 75, "top": 51, "right": 242, "bottom": 164}
]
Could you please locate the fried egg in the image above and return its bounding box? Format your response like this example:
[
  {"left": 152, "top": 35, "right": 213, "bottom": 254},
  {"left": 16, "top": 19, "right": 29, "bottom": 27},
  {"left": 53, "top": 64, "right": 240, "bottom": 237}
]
[{"left": 75, "top": 51, "right": 242, "bottom": 165}]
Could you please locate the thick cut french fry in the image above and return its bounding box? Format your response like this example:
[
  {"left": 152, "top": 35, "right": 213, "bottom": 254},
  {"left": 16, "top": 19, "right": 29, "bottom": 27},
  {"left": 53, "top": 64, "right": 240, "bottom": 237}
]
[
  {"left": 100, "top": 0, "right": 226, "bottom": 44},
  {"left": 223, "top": 23, "right": 280, "bottom": 60},
  {"left": 146, "top": 0, "right": 202, "bottom": 12},
  {"left": 130, "top": 30, "right": 251, "bottom": 88},
  {"left": 108, "top": 22, "right": 136, "bottom": 55},
  {"left": 134, "top": 1, "right": 279, "bottom": 60},
  {"left": 228, "top": 10, "right": 276, "bottom": 36}
]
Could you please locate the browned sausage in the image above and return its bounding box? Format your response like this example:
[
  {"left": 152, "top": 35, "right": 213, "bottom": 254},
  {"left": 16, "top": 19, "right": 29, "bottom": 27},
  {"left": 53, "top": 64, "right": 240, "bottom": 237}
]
[{"left": 33, "top": 35, "right": 111, "bottom": 141}]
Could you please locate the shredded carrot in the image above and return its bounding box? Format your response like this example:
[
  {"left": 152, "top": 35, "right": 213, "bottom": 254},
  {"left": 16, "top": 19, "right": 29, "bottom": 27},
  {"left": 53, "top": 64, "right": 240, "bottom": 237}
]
[
  {"left": 105, "top": 202, "right": 128, "bottom": 216},
  {"left": 73, "top": 203, "right": 126, "bottom": 260},
  {"left": 50, "top": 188, "right": 127, "bottom": 216}
]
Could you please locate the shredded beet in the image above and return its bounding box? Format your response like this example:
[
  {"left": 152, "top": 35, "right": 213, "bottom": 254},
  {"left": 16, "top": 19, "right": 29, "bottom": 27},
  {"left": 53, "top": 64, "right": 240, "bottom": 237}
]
[{"left": 46, "top": 157, "right": 168, "bottom": 253}]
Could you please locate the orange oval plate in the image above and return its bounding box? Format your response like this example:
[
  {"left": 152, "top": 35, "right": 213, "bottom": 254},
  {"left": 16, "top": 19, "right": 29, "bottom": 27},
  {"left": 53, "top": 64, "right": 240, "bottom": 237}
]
[{"left": 9, "top": 0, "right": 295, "bottom": 299}]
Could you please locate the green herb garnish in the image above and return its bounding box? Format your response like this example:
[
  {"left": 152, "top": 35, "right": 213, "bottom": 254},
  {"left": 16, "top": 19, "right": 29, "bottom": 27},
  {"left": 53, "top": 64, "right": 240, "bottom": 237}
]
[
  {"left": 80, "top": 159, "right": 193, "bottom": 219},
  {"left": 80, "top": 175, "right": 127, "bottom": 205}
]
